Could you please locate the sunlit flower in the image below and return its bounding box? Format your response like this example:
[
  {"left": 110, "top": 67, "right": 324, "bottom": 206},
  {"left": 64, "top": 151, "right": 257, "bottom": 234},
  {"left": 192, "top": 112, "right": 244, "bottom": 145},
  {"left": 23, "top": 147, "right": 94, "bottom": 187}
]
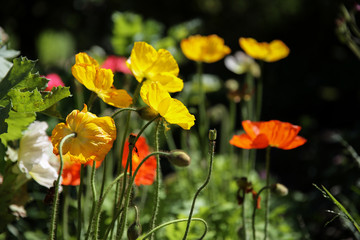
[
  {"left": 13, "top": 121, "right": 60, "bottom": 188},
  {"left": 180, "top": 34, "right": 231, "bottom": 63},
  {"left": 140, "top": 82, "right": 195, "bottom": 130},
  {"left": 72, "top": 52, "right": 133, "bottom": 108},
  {"left": 122, "top": 135, "right": 156, "bottom": 186},
  {"left": 126, "top": 42, "right": 183, "bottom": 93},
  {"left": 230, "top": 120, "right": 306, "bottom": 150},
  {"left": 44, "top": 73, "right": 65, "bottom": 91},
  {"left": 224, "top": 51, "right": 261, "bottom": 78},
  {"left": 239, "top": 38, "right": 290, "bottom": 62},
  {"left": 51, "top": 104, "right": 116, "bottom": 164},
  {"left": 101, "top": 55, "right": 132, "bottom": 75}
]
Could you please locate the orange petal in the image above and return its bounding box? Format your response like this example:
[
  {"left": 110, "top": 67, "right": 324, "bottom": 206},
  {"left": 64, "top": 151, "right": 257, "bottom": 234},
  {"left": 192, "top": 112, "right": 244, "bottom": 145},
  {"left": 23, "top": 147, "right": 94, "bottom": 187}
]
[{"left": 280, "top": 136, "right": 307, "bottom": 150}]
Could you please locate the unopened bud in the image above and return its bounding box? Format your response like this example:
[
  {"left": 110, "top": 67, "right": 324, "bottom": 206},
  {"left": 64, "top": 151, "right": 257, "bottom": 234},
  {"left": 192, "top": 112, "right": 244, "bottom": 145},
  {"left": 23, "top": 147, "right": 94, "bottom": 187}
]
[
  {"left": 271, "top": 183, "right": 288, "bottom": 196},
  {"left": 167, "top": 150, "right": 191, "bottom": 167},
  {"left": 136, "top": 107, "right": 159, "bottom": 121},
  {"left": 127, "top": 221, "right": 142, "bottom": 240},
  {"left": 209, "top": 129, "right": 217, "bottom": 141}
]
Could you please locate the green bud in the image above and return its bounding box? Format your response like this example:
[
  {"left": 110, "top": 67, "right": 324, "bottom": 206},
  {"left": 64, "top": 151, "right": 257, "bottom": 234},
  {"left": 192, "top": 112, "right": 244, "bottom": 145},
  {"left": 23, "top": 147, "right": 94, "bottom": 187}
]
[
  {"left": 136, "top": 107, "right": 159, "bottom": 121},
  {"left": 167, "top": 150, "right": 191, "bottom": 167},
  {"left": 271, "top": 183, "right": 288, "bottom": 196},
  {"left": 209, "top": 129, "right": 217, "bottom": 141},
  {"left": 127, "top": 221, "right": 142, "bottom": 240}
]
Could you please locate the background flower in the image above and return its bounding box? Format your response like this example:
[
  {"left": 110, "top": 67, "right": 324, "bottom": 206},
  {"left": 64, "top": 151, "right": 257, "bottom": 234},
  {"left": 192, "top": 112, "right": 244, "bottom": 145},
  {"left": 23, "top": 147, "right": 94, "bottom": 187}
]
[
  {"left": 239, "top": 38, "right": 290, "bottom": 62},
  {"left": 181, "top": 34, "right": 231, "bottom": 63},
  {"left": 44, "top": 73, "right": 65, "bottom": 91},
  {"left": 122, "top": 135, "right": 156, "bottom": 186},
  {"left": 224, "top": 51, "right": 261, "bottom": 77},
  {"left": 101, "top": 55, "right": 132, "bottom": 75},
  {"left": 230, "top": 120, "right": 306, "bottom": 150}
]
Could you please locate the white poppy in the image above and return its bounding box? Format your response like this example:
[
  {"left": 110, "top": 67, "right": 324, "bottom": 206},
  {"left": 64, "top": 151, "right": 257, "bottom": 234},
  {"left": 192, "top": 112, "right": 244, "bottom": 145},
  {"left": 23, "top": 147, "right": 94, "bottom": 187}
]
[{"left": 224, "top": 51, "right": 261, "bottom": 78}]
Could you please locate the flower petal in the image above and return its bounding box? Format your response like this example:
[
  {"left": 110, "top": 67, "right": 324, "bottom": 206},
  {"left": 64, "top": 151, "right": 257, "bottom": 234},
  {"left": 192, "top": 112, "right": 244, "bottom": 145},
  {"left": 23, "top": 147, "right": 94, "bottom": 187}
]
[
  {"left": 97, "top": 88, "right": 133, "bottom": 108},
  {"left": 279, "top": 136, "right": 307, "bottom": 150},
  {"left": 230, "top": 133, "right": 269, "bottom": 149},
  {"left": 159, "top": 98, "right": 195, "bottom": 130},
  {"left": 266, "top": 40, "right": 290, "bottom": 62}
]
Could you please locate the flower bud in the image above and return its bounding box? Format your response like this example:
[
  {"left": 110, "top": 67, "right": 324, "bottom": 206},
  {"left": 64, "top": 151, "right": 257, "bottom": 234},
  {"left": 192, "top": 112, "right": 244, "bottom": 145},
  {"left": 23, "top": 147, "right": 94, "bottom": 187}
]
[
  {"left": 136, "top": 107, "right": 159, "bottom": 121},
  {"left": 167, "top": 150, "right": 191, "bottom": 167},
  {"left": 271, "top": 183, "right": 289, "bottom": 196},
  {"left": 209, "top": 129, "right": 217, "bottom": 141},
  {"left": 127, "top": 221, "right": 142, "bottom": 240}
]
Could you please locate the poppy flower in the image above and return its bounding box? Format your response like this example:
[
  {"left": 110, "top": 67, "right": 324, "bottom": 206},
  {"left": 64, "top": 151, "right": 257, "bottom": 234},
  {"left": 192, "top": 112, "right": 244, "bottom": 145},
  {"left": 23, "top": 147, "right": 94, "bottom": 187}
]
[
  {"left": 126, "top": 42, "right": 183, "bottom": 93},
  {"left": 6, "top": 121, "right": 60, "bottom": 188},
  {"left": 180, "top": 34, "right": 231, "bottom": 63},
  {"left": 230, "top": 120, "right": 306, "bottom": 150},
  {"left": 224, "top": 51, "right": 261, "bottom": 77},
  {"left": 122, "top": 135, "right": 156, "bottom": 186},
  {"left": 140, "top": 82, "right": 195, "bottom": 130},
  {"left": 239, "top": 38, "right": 290, "bottom": 62},
  {"left": 72, "top": 52, "right": 133, "bottom": 108},
  {"left": 51, "top": 104, "right": 116, "bottom": 164},
  {"left": 101, "top": 55, "right": 132, "bottom": 75},
  {"left": 44, "top": 73, "right": 65, "bottom": 91}
]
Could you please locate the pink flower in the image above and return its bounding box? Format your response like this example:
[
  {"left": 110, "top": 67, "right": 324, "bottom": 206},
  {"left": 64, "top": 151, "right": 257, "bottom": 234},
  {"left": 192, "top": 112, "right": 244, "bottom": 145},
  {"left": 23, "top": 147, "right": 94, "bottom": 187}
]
[
  {"left": 44, "top": 73, "right": 65, "bottom": 91},
  {"left": 102, "top": 55, "right": 132, "bottom": 75}
]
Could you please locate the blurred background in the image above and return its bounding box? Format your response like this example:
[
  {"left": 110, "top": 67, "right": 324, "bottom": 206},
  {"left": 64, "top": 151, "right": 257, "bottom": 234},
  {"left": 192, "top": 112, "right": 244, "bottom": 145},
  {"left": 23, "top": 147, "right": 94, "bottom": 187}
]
[{"left": 2, "top": 0, "right": 360, "bottom": 239}]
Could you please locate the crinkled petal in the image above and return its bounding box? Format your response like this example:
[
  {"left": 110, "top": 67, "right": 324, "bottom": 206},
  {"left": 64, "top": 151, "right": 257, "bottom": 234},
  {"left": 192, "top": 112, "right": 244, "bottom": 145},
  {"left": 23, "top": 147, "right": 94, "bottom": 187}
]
[
  {"left": 279, "top": 136, "right": 307, "bottom": 150},
  {"left": 94, "top": 68, "right": 114, "bottom": 90},
  {"left": 151, "top": 73, "right": 183, "bottom": 93},
  {"left": 71, "top": 64, "right": 97, "bottom": 90},
  {"left": 230, "top": 133, "right": 269, "bottom": 149},
  {"left": 75, "top": 52, "right": 99, "bottom": 68},
  {"left": 159, "top": 97, "right": 195, "bottom": 130},
  {"left": 147, "top": 49, "right": 179, "bottom": 77},
  {"left": 242, "top": 120, "right": 262, "bottom": 140},
  {"left": 140, "top": 81, "right": 171, "bottom": 109},
  {"left": 29, "top": 153, "right": 59, "bottom": 188}
]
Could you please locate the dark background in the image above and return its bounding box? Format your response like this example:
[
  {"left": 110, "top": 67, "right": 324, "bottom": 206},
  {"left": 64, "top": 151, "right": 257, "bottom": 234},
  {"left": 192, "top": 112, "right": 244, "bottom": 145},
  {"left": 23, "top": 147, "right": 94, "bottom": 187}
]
[{"left": 2, "top": 0, "right": 360, "bottom": 239}]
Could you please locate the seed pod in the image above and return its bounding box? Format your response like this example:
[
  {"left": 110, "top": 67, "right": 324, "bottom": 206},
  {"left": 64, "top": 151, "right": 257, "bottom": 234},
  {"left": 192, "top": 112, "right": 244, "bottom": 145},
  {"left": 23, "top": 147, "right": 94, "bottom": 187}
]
[
  {"left": 271, "top": 183, "right": 289, "bottom": 196},
  {"left": 136, "top": 107, "right": 159, "bottom": 121},
  {"left": 167, "top": 150, "right": 191, "bottom": 167}
]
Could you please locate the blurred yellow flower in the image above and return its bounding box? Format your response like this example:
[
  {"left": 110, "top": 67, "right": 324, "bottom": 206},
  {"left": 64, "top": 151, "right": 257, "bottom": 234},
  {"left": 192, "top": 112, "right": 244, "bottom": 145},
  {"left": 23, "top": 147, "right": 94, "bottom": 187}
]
[
  {"left": 51, "top": 104, "right": 116, "bottom": 164},
  {"left": 72, "top": 52, "right": 133, "bottom": 108},
  {"left": 239, "top": 38, "right": 290, "bottom": 62},
  {"left": 140, "top": 82, "right": 195, "bottom": 130},
  {"left": 180, "top": 34, "right": 231, "bottom": 63},
  {"left": 126, "top": 42, "right": 183, "bottom": 93}
]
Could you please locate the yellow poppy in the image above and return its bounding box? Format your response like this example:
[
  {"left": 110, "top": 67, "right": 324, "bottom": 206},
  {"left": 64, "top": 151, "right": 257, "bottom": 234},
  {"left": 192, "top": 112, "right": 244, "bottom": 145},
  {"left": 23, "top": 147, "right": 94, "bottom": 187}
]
[
  {"left": 72, "top": 52, "right": 133, "bottom": 108},
  {"left": 51, "top": 104, "right": 116, "bottom": 164},
  {"left": 180, "top": 34, "right": 231, "bottom": 63},
  {"left": 239, "top": 38, "right": 290, "bottom": 62},
  {"left": 140, "top": 82, "right": 195, "bottom": 130},
  {"left": 126, "top": 42, "right": 183, "bottom": 93}
]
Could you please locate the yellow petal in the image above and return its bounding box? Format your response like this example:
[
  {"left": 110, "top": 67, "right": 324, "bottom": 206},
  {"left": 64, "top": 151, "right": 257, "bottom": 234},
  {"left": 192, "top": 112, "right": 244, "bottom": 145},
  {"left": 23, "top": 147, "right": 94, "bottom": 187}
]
[
  {"left": 140, "top": 81, "right": 170, "bottom": 109},
  {"left": 266, "top": 40, "right": 290, "bottom": 62},
  {"left": 159, "top": 98, "right": 195, "bottom": 130},
  {"left": 146, "top": 49, "right": 179, "bottom": 77},
  {"left": 95, "top": 68, "right": 114, "bottom": 90},
  {"left": 71, "top": 64, "right": 97, "bottom": 90},
  {"left": 97, "top": 88, "right": 133, "bottom": 108},
  {"left": 75, "top": 52, "right": 99, "bottom": 68},
  {"left": 127, "top": 42, "right": 158, "bottom": 82},
  {"left": 151, "top": 73, "right": 183, "bottom": 93}
]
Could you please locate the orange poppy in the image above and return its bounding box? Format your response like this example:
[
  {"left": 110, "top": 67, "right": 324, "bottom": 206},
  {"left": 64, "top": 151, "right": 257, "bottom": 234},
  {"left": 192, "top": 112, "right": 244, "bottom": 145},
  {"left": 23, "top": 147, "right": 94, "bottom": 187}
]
[
  {"left": 230, "top": 120, "right": 306, "bottom": 150},
  {"left": 122, "top": 135, "right": 156, "bottom": 186}
]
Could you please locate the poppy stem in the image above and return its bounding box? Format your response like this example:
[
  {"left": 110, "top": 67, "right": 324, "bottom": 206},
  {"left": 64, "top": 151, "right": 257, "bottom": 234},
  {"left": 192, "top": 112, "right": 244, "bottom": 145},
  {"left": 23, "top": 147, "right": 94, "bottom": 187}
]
[
  {"left": 264, "top": 146, "right": 271, "bottom": 240},
  {"left": 255, "top": 61, "right": 264, "bottom": 121},
  {"left": 182, "top": 129, "right": 216, "bottom": 240},
  {"left": 86, "top": 161, "right": 98, "bottom": 239},
  {"left": 49, "top": 132, "right": 76, "bottom": 240},
  {"left": 111, "top": 107, "right": 138, "bottom": 119},
  {"left": 252, "top": 185, "right": 271, "bottom": 240},
  {"left": 150, "top": 119, "right": 162, "bottom": 240},
  {"left": 78, "top": 164, "right": 85, "bottom": 240},
  {"left": 139, "top": 218, "right": 208, "bottom": 240}
]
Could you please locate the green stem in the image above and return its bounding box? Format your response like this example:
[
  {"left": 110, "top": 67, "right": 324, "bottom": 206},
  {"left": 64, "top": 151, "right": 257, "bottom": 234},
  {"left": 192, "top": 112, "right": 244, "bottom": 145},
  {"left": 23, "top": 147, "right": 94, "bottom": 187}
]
[
  {"left": 78, "top": 165, "right": 85, "bottom": 240},
  {"left": 264, "top": 147, "right": 271, "bottom": 240},
  {"left": 62, "top": 187, "right": 69, "bottom": 240},
  {"left": 87, "top": 92, "right": 98, "bottom": 111},
  {"left": 87, "top": 161, "right": 98, "bottom": 239},
  {"left": 182, "top": 129, "right": 216, "bottom": 240},
  {"left": 245, "top": 72, "right": 255, "bottom": 121},
  {"left": 111, "top": 108, "right": 138, "bottom": 119},
  {"left": 252, "top": 186, "right": 271, "bottom": 240},
  {"left": 255, "top": 62, "right": 264, "bottom": 121},
  {"left": 196, "top": 61, "right": 208, "bottom": 159},
  {"left": 139, "top": 218, "right": 208, "bottom": 240},
  {"left": 150, "top": 120, "right": 161, "bottom": 240},
  {"left": 49, "top": 133, "right": 76, "bottom": 240},
  {"left": 242, "top": 189, "right": 247, "bottom": 240}
]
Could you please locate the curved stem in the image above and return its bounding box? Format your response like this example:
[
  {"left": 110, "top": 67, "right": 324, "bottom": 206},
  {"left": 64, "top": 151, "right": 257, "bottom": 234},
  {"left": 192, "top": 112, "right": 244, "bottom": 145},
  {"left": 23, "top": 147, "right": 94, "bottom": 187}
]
[
  {"left": 182, "top": 130, "right": 216, "bottom": 240},
  {"left": 150, "top": 120, "right": 161, "bottom": 240},
  {"left": 252, "top": 186, "right": 271, "bottom": 240},
  {"left": 78, "top": 165, "right": 85, "bottom": 240},
  {"left": 139, "top": 218, "right": 208, "bottom": 240},
  {"left": 111, "top": 108, "right": 137, "bottom": 119},
  {"left": 264, "top": 147, "right": 271, "bottom": 240},
  {"left": 87, "top": 161, "right": 98, "bottom": 239},
  {"left": 49, "top": 133, "right": 76, "bottom": 240}
]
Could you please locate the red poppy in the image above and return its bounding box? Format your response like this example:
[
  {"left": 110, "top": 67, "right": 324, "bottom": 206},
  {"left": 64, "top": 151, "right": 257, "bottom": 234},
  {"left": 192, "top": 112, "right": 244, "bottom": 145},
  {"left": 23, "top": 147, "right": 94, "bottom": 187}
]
[
  {"left": 230, "top": 120, "right": 306, "bottom": 150},
  {"left": 102, "top": 55, "right": 132, "bottom": 75},
  {"left": 122, "top": 135, "right": 156, "bottom": 186},
  {"left": 44, "top": 73, "right": 65, "bottom": 91}
]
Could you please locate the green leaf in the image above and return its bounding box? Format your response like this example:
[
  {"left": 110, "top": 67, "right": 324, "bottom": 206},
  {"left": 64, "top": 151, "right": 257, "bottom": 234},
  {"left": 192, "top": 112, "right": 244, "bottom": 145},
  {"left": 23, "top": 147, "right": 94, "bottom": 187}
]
[
  {"left": 0, "top": 110, "right": 36, "bottom": 146},
  {"left": 0, "top": 57, "right": 48, "bottom": 100},
  {"left": 0, "top": 103, "right": 11, "bottom": 135},
  {"left": 8, "top": 86, "right": 71, "bottom": 113}
]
